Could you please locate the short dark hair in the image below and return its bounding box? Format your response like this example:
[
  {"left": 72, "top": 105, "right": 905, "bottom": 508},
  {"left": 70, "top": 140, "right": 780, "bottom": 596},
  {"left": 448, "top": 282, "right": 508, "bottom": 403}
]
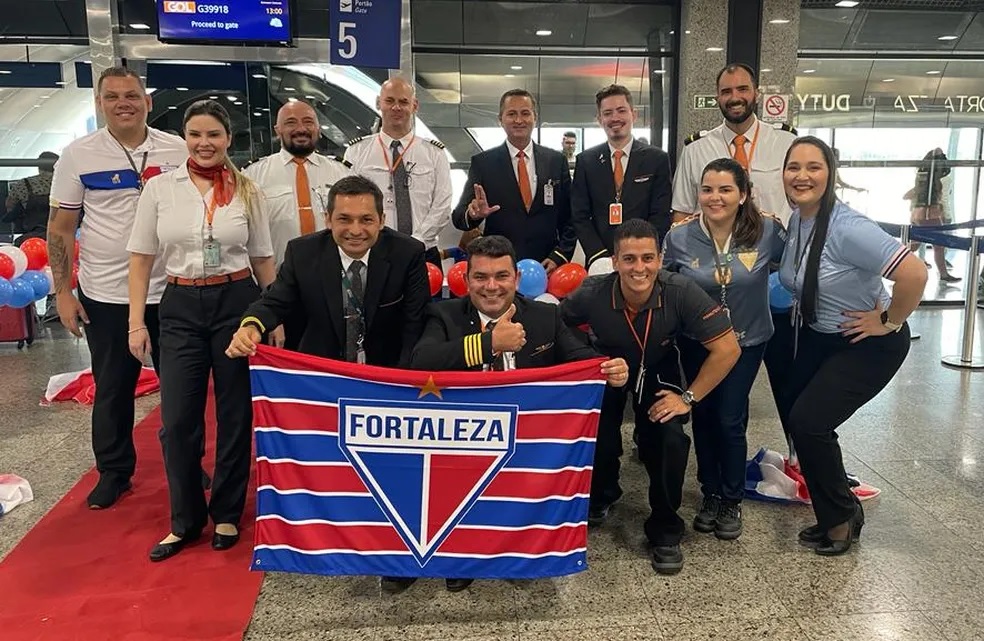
[
  {"left": 716, "top": 63, "right": 758, "bottom": 90},
  {"left": 466, "top": 235, "right": 517, "bottom": 271},
  {"left": 563, "top": 131, "right": 577, "bottom": 139},
  {"left": 595, "top": 84, "right": 633, "bottom": 110},
  {"left": 613, "top": 219, "right": 659, "bottom": 254},
  {"left": 498, "top": 89, "right": 537, "bottom": 117},
  {"left": 97, "top": 66, "right": 145, "bottom": 94},
  {"left": 327, "top": 175, "right": 385, "bottom": 219}
]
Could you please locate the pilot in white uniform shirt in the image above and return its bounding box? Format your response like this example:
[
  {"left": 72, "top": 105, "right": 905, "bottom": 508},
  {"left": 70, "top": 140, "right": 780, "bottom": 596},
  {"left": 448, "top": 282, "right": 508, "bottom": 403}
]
[
  {"left": 672, "top": 115, "right": 797, "bottom": 223},
  {"left": 243, "top": 148, "right": 353, "bottom": 266}
]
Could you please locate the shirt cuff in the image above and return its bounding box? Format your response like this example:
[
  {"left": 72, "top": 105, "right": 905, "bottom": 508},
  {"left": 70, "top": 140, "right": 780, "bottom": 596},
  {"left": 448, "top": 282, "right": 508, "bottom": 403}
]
[{"left": 241, "top": 316, "right": 266, "bottom": 333}]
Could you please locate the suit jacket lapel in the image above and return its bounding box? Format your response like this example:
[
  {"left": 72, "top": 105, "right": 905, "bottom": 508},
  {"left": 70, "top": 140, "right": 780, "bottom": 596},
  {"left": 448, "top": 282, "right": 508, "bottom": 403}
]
[
  {"left": 319, "top": 235, "right": 345, "bottom": 345},
  {"left": 529, "top": 144, "right": 548, "bottom": 215},
  {"left": 622, "top": 140, "right": 646, "bottom": 194},
  {"left": 363, "top": 234, "right": 389, "bottom": 328},
  {"left": 497, "top": 143, "right": 523, "bottom": 210},
  {"left": 593, "top": 144, "right": 616, "bottom": 201}
]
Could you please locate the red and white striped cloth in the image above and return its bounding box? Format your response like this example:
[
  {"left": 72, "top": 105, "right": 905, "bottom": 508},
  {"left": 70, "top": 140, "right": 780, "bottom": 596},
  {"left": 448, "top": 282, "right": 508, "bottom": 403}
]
[{"left": 41, "top": 367, "right": 160, "bottom": 406}]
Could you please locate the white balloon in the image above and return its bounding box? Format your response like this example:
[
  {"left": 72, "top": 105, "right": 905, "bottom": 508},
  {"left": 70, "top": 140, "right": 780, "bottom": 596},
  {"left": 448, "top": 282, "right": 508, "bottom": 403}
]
[
  {"left": 42, "top": 266, "right": 55, "bottom": 291},
  {"left": 0, "top": 245, "right": 28, "bottom": 278},
  {"left": 535, "top": 292, "right": 560, "bottom": 305},
  {"left": 587, "top": 257, "right": 614, "bottom": 276}
]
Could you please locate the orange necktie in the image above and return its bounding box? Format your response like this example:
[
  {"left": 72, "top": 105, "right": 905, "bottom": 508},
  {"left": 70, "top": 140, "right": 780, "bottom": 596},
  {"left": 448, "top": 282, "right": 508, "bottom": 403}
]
[
  {"left": 732, "top": 134, "right": 749, "bottom": 171},
  {"left": 517, "top": 150, "right": 533, "bottom": 211},
  {"left": 613, "top": 149, "right": 625, "bottom": 193},
  {"left": 293, "top": 158, "right": 315, "bottom": 235}
]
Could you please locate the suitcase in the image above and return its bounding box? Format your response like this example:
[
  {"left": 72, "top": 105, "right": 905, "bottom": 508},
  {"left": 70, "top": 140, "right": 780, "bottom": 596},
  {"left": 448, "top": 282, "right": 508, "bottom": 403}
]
[{"left": 0, "top": 303, "right": 37, "bottom": 349}]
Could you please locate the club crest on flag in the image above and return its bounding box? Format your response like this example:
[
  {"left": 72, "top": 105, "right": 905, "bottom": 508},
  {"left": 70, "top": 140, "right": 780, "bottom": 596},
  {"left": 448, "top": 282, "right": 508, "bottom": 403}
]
[{"left": 337, "top": 397, "right": 518, "bottom": 566}]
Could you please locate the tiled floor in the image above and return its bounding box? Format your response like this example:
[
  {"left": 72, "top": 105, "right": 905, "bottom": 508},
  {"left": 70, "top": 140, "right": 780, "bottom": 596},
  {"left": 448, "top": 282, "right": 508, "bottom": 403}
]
[{"left": 1, "top": 309, "right": 983, "bottom": 640}]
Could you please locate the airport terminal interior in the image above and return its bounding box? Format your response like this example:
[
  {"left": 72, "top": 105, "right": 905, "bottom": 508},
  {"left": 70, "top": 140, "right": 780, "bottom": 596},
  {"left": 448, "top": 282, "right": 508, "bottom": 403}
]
[{"left": 2, "top": 1, "right": 984, "bottom": 639}]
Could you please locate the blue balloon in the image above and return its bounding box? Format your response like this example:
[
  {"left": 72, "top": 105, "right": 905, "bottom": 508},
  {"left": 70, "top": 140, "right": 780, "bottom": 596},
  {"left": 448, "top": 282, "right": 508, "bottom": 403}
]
[
  {"left": 0, "top": 277, "right": 11, "bottom": 307},
  {"left": 21, "top": 270, "right": 50, "bottom": 300},
  {"left": 516, "top": 259, "right": 548, "bottom": 298},
  {"left": 769, "top": 272, "right": 793, "bottom": 312},
  {"left": 8, "top": 278, "right": 35, "bottom": 309}
]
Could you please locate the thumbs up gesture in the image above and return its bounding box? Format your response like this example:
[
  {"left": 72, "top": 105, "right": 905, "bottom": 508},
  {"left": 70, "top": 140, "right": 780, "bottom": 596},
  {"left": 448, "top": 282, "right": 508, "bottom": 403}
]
[
  {"left": 491, "top": 303, "right": 526, "bottom": 353},
  {"left": 467, "top": 184, "right": 501, "bottom": 221}
]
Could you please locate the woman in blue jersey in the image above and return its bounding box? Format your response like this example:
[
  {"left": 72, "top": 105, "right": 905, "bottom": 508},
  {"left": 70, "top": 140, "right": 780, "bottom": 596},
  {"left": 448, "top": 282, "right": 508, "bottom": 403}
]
[
  {"left": 663, "top": 157, "right": 786, "bottom": 541},
  {"left": 779, "top": 137, "right": 927, "bottom": 556}
]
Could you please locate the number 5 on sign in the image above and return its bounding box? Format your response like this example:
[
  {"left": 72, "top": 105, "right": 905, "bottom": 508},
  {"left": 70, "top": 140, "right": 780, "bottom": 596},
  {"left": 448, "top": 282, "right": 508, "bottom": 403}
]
[{"left": 337, "top": 22, "right": 357, "bottom": 59}]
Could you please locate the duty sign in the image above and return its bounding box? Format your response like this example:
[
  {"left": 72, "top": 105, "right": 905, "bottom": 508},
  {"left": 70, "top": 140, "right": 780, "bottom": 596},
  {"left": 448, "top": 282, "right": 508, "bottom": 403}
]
[{"left": 330, "top": 0, "right": 402, "bottom": 69}]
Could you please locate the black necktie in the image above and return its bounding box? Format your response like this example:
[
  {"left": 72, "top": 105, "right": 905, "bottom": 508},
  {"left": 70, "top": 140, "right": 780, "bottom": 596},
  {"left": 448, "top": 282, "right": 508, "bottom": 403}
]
[
  {"left": 390, "top": 140, "right": 413, "bottom": 235},
  {"left": 484, "top": 319, "right": 505, "bottom": 371},
  {"left": 345, "top": 260, "right": 365, "bottom": 362}
]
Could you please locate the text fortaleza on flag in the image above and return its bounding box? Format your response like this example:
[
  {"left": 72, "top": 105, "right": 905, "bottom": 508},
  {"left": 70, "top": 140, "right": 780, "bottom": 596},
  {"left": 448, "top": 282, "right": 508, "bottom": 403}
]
[{"left": 248, "top": 346, "right": 606, "bottom": 579}]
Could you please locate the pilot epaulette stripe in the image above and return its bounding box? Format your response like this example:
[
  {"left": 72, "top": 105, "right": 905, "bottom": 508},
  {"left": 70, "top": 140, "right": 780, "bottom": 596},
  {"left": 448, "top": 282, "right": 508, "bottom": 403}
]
[
  {"left": 329, "top": 155, "right": 352, "bottom": 168},
  {"left": 778, "top": 122, "right": 798, "bottom": 135},
  {"left": 684, "top": 131, "right": 705, "bottom": 146},
  {"left": 347, "top": 135, "right": 370, "bottom": 146},
  {"left": 426, "top": 138, "right": 446, "bottom": 149}
]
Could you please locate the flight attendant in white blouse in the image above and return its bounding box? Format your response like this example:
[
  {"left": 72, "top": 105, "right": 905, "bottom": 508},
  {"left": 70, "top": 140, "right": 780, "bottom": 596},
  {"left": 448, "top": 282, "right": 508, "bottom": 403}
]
[{"left": 126, "top": 100, "right": 276, "bottom": 562}]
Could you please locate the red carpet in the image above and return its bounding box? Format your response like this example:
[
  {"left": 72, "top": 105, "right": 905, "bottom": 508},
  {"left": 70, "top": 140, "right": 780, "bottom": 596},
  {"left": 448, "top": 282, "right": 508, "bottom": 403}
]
[{"left": 0, "top": 403, "right": 264, "bottom": 641}]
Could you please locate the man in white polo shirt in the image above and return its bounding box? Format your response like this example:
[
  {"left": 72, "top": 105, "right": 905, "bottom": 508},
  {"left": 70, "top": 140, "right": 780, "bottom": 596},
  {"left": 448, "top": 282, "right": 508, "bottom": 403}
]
[
  {"left": 48, "top": 66, "right": 187, "bottom": 509},
  {"left": 244, "top": 99, "right": 352, "bottom": 350}
]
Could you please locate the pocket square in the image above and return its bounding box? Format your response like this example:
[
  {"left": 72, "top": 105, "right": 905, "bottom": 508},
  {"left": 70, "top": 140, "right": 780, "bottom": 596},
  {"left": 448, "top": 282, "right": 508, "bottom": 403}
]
[
  {"left": 531, "top": 342, "right": 554, "bottom": 355},
  {"left": 633, "top": 174, "right": 652, "bottom": 183}
]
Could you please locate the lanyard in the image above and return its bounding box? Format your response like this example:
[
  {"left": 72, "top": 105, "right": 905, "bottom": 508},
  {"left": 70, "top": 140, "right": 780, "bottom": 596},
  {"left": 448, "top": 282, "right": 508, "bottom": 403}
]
[
  {"left": 725, "top": 121, "right": 761, "bottom": 169},
  {"left": 793, "top": 217, "right": 817, "bottom": 279},
  {"left": 108, "top": 131, "right": 149, "bottom": 191},
  {"left": 377, "top": 134, "right": 416, "bottom": 174},
  {"left": 710, "top": 237, "right": 733, "bottom": 313},
  {"left": 624, "top": 307, "right": 653, "bottom": 358}
]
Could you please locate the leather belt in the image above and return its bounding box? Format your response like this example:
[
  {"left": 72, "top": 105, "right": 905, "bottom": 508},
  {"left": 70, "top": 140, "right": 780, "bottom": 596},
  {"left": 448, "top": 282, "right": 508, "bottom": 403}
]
[{"left": 167, "top": 267, "right": 252, "bottom": 287}]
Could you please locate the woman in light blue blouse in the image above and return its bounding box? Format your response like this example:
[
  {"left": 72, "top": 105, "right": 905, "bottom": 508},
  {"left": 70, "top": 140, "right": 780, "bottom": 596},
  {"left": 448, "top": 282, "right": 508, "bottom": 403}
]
[
  {"left": 664, "top": 158, "right": 786, "bottom": 541},
  {"left": 778, "top": 137, "right": 927, "bottom": 556}
]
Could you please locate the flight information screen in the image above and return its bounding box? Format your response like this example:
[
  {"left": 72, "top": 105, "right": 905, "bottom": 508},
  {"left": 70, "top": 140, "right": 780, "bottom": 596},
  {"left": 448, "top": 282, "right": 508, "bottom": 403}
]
[{"left": 157, "top": 1, "right": 293, "bottom": 44}]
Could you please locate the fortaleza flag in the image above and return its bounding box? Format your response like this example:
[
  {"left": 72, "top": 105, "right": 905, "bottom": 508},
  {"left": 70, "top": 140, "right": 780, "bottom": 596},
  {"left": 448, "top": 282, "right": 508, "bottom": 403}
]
[{"left": 248, "top": 345, "right": 607, "bottom": 580}]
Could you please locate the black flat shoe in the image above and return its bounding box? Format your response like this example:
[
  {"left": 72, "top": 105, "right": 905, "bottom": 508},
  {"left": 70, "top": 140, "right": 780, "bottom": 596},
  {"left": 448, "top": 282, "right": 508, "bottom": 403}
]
[
  {"left": 149, "top": 532, "right": 201, "bottom": 562},
  {"left": 798, "top": 524, "right": 826, "bottom": 547},
  {"left": 815, "top": 508, "right": 865, "bottom": 557},
  {"left": 211, "top": 531, "right": 240, "bottom": 551},
  {"left": 445, "top": 578, "right": 474, "bottom": 592}
]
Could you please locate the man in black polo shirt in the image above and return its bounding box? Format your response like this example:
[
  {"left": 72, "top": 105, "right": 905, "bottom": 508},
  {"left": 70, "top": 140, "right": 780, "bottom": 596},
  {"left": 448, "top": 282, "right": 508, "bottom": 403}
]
[{"left": 561, "top": 218, "right": 740, "bottom": 575}]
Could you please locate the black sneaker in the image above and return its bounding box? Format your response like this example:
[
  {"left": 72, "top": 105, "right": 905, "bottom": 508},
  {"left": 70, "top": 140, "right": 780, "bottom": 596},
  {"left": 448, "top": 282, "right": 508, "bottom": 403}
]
[
  {"left": 380, "top": 576, "right": 417, "bottom": 593},
  {"left": 649, "top": 544, "right": 684, "bottom": 575},
  {"left": 86, "top": 475, "right": 132, "bottom": 509},
  {"left": 587, "top": 493, "right": 621, "bottom": 527},
  {"left": 692, "top": 495, "right": 720, "bottom": 533},
  {"left": 714, "top": 501, "right": 743, "bottom": 540}
]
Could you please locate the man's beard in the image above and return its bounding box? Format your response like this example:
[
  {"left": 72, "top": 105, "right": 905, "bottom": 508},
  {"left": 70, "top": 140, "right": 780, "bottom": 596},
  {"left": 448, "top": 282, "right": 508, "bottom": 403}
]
[
  {"left": 282, "top": 135, "right": 317, "bottom": 157},
  {"left": 720, "top": 99, "right": 756, "bottom": 124}
]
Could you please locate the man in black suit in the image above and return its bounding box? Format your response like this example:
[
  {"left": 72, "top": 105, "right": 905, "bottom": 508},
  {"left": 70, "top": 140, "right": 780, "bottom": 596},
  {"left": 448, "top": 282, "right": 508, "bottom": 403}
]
[
  {"left": 226, "top": 175, "right": 429, "bottom": 367},
  {"left": 571, "top": 84, "right": 672, "bottom": 269},
  {"left": 392, "top": 235, "right": 629, "bottom": 594},
  {"left": 451, "top": 89, "right": 575, "bottom": 274}
]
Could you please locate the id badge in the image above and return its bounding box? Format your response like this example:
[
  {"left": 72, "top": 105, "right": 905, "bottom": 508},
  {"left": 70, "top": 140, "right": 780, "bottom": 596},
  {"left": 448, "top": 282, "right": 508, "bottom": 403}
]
[
  {"left": 203, "top": 240, "right": 221, "bottom": 268},
  {"left": 357, "top": 348, "right": 366, "bottom": 364},
  {"left": 544, "top": 181, "right": 555, "bottom": 206},
  {"left": 609, "top": 202, "right": 623, "bottom": 226},
  {"left": 634, "top": 364, "right": 646, "bottom": 397}
]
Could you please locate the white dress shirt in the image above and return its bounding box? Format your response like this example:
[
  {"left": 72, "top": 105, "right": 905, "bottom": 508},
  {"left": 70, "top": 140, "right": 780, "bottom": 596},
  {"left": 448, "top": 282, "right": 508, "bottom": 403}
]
[
  {"left": 128, "top": 163, "right": 273, "bottom": 278},
  {"left": 478, "top": 309, "right": 516, "bottom": 371},
  {"left": 505, "top": 139, "right": 537, "bottom": 197},
  {"left": 344, "top": 132, "right": 453, "bottom": 251},
  {"left": 243, "top": 148, "right": 352, "bottom": 267},
  {"left": 671, "top": 115, "right": 797, "bottom": 223}
]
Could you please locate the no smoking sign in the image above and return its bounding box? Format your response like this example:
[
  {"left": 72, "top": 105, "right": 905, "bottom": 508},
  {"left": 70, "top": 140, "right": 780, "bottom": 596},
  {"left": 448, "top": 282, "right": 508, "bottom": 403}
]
[{"left": 762, "top": 94, "right": 790, "bottom": 123}]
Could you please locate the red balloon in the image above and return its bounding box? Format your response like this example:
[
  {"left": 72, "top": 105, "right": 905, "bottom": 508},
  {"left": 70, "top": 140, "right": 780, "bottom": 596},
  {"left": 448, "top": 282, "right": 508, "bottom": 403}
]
[
  {"left": 74, "top": 241, "right": 80, "bottom": 264},
  {"left": 426, "top": 262, "right": 443, "bottom": 297},
  {"left": 547, "top": 263, "right": 588, "bottom": 299},
  {"left": 0, "top": 253, "right": 13, "bottom": 280},
  {"left": 21, "top": 237, "right": 48, "bottom": 270},
  {"left": 447, "top": 260, "right": 468, "bottom": 298}
]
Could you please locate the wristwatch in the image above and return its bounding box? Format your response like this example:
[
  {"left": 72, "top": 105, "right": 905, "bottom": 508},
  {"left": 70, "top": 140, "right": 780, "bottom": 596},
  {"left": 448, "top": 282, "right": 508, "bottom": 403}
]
[
  {"left": 880, "top": 311, "right": 903, "bottom": 333},
  {"left": 681, "top": 390, "right": 696, "bottom": 406}
]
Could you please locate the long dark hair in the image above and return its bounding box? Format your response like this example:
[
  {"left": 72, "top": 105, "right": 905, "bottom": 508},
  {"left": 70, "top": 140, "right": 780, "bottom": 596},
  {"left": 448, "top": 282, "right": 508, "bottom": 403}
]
[
  {"left": 784, "top": 136, "right": 839, "bottom": 324},
  {"left": 700, "top": 157, "right": 763, "bottom": 248}
]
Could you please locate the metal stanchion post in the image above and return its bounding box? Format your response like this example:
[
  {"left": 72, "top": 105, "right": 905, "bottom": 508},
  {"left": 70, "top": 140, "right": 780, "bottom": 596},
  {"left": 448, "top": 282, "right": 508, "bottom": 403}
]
[
  {"left": 899, "top": 224, "right": 921, "bottom": 340},
  {"left": 942, "top": 234, "right": 984, "bottom": 369}
]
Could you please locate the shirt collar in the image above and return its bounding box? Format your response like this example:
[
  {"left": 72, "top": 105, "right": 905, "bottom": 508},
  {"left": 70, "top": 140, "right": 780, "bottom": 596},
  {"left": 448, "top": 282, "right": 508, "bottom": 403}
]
[
  {"left": 506, "top": 139, "right": 534, "bottom": 159},
  {"left": 104, "top": 126, "right": 155, "bottom": 153},
  {"left": 698, "top": 214, "right": 732, "bottom": 253},
  {"left": 724, "top": 115, "right": 759, "bottom": 145},
  {"left": 338, "top": 246, "right": 371, "bottom": 272},
  {"left": 611, "top": 273, "right": 663, "bottom": 311},
  {"left": 608, "top": 138, "right": 633, "bottom": 159},
  {"left": 380, "top": 131, "right": 414, "bottom": 149},
  {"left": 279, "top": 147, "right": 321, "bottom": 167}
]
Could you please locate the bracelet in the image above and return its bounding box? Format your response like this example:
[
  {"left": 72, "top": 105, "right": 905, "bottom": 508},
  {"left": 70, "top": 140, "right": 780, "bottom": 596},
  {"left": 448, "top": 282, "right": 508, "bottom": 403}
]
[{"left": 128, "top": 326, "right": 147, "bottom": 334}]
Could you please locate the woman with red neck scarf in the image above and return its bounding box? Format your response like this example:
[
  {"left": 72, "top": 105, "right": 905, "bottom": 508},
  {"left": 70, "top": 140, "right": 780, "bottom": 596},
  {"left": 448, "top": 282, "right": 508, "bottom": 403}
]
[{"left": 126, "top": 99, "right": 276, "bottom": 561}]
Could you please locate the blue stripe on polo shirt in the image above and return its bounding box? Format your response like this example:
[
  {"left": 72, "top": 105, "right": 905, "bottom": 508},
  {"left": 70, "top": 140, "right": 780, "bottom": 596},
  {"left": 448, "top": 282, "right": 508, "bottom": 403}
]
[{"left": 79, "top": 169, "right": 140, "bottom": 191}]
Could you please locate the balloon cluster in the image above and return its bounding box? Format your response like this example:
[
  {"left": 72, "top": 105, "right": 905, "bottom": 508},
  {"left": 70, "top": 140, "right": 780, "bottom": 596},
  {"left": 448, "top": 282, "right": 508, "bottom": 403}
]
[
  {"left": 0, "top": 239, "right": 55, "bottom": 309},
  {"left": 440, "top": 254, "right": 605, "bottom": 305},
  {"left": 768, "top": 272, "right": 793, "bottom": 312}
]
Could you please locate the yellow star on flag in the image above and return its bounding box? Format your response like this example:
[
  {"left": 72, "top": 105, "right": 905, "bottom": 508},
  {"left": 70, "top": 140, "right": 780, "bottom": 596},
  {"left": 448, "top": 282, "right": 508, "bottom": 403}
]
[{"left": 417, "top": 375, "right": 443, "bottom": 399}]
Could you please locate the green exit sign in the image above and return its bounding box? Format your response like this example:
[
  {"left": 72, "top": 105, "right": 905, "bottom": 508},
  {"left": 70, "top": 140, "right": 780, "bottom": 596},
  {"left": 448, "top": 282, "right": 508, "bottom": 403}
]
[{"left": 693, "top": 95, "right": 718, "bottom": 110}]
